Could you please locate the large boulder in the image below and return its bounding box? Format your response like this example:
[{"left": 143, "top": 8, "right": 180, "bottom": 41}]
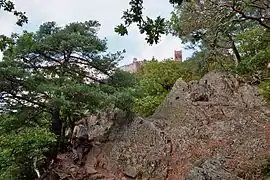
[{"left": 54, "top": 71, "right": 270, "bottom": 179}]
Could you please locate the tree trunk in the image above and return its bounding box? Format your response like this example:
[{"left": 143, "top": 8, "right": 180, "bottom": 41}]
[
  {"left": 228, "top": 35, "right": 241, "bottom": 66},
  {"left": 51, "top": 105, "right": 62, "bottom": 136}
]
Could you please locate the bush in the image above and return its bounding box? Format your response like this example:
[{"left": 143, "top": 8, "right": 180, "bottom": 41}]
[
  {"left": 133, "top": 59, "right": 203, "bottom": 117},
  {"left": 0, "top": 115, "right": 56, "bottom": 179}
]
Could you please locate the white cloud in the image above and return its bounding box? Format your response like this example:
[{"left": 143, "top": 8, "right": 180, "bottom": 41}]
[
  {"left": 139, "top": 34, "right": 198, "bottom": 62},
  {"left": 0, "top": 11, "right": 18, "bottom": 60},
  {"left": 14, "top": 0, "right": 131, "bottom": 37},
  {"left": 0, "top": 0, "right": 194, "bottom": 64},
  {"left": 0, "top": 12, "right": 17, "bottom": 35},
  {"left": 134, "top": 34, "right": 183, "bottom": 61}
]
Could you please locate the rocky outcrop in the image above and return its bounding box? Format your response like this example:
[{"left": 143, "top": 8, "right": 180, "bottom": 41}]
[{"left": 52, "top": 71, "right": 270, "bottom": 179}]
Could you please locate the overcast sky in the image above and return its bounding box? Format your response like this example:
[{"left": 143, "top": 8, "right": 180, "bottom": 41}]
[{"left": 0, "top": 0, "right": 195, "bottom": 66}]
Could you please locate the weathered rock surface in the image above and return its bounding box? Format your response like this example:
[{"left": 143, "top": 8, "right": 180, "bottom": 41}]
[{"left": 52, "top": 71, "right": 270, "bottom": 179}]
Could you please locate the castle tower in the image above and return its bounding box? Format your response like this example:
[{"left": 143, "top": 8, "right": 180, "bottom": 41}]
[
  {"left": 132, "top": 58, "right": 141, "bottom": 73},
  {"left": 174, "top": 50, "right": 182, "bottom": 62}
]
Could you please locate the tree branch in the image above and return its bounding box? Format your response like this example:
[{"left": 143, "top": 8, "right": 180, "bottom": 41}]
[
  {"left": 69, "top": 55, "right": 113, "bottom": 77},
  {"left": 7, "top": 92, "right": 48, "bottom": 110},
  {"left": 221, "top": 1, "right": 270, "bottom": 29}
]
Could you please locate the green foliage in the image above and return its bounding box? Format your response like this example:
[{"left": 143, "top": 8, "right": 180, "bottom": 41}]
[
  {"left": 118, "top": 0, "right": 270, "bottom": 45},
  {"left": 170, "top": 0, "right": 270, "bottom": 70},
  {"left": 106, "top": 69, "right": 138, "bottom": 88},
  {"left": 0, "top": 20, "right": 137, "bottom": 179},
  {"left": 133, "top": 59, "right": 202, "bottom": 116},
  {"left": 115, "top": 0, "right": 186, "bottom": 45},
  {"left": 1, "top": 1, "right": 269, "bottom": 178},
  {"left": 0, "top": 20, "right": 124, "bottom": 116},
  {"left": 258, "top": 80, "right": 270, "bottom": 101},
  {"left": 0, "top": 113, "right": 56, "bottom": 180},
  {"left": 236, "top": 28, "right": 270, "bottom": 75},
  {"left": 170, "top": 0, "right": 270, "bottom": 85},
  {"left": 101, "top": 69, "right": 139, "bottom": 111},
  {"left": 0, "top": 0, "right": 28, "bottom": 26},
  {"left": 260, "top": 156, "right": 270, "bottom": 179},
  {"left": 133, "top": 93, "right": 167, "bottom": 117},
  {"left": 139, "top": 59, "right": 201, "bottom": 90}
]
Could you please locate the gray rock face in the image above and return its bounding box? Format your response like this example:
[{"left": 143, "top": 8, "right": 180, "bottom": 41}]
[
  {"left": 80, "top": 107, "right": 127, "bottom": 142},
  {"left": 185, "top": 159, "right": 243, "bottom": 180},
  {"left": 54, "top": 71, "right": 270, "bottom": 179}
]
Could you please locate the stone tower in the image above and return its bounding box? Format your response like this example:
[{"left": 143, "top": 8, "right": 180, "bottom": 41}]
[{"left": 174, "top": 50, "right": 182, "bottom": 62}]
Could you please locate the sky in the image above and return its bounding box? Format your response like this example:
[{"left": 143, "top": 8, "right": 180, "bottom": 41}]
[{"left": 0, "top": 0, "right": 196, "bottom": 66}]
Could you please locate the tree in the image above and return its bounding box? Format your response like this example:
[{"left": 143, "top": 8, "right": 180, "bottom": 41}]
[
  {"left": 235, "top": 26, "right": 270, "bottom": 82},
  {"left": 116, "top": 0, "right": 270, "bottom": 45},
  {"left": 170, "top": 1, "right": 250, "bottom": 66},
  {"left": 0, "top": 112, "right": 56, "bottom": 179},
  {"left": 115, "top": 0, "right": 186, "bottom": 45},
  {"left": 169, "top": 0, "right": 270, "bottom": 69},
  {"left": 133, "top": 59, "right": 201, "bottom": 116},
  {"left": 1, "top": 20, "right": 120, "bottom": 134},
  {"left": 216, "top": 0, "right": 270, "bottom": 29},
  {"left": 0, "top": 0, "right": 28, "bottom": 26},
  {"left": 168, "top": 0, "right": 270, "bottom": 97},
  {"left": 0, "top": 20, "right": 136, "bottom": 179}
]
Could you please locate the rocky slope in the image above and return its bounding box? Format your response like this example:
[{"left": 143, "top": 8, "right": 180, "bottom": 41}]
[{"left": 50, "top": 71, "right": 270, "bottom": 180}]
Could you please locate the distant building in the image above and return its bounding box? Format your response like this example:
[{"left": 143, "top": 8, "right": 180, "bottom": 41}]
[
  {"left": 119, "top": 50, "right": 183, "bottom": 73},
  {"left": 119, "top": 58, "right": 145, "bottom": 73},
  {"left": 174, "top": 50, "right": 182, "bottom": 62}
]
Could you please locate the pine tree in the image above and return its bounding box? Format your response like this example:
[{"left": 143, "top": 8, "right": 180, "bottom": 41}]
[{"left": 0, "top": 20, "right": 137, "bottom": 179}]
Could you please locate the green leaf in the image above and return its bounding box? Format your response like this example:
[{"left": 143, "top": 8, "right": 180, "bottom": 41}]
[{"left": 115, "top": 24, "right": 128, "bottom": 36}]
